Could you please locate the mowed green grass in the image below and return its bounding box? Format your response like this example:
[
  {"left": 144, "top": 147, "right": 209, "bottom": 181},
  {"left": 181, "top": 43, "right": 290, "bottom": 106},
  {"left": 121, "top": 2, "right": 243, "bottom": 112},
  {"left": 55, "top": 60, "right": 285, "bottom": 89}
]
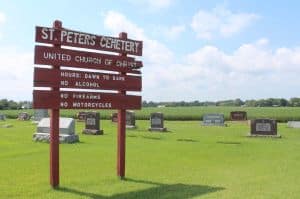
[
  {"left": 2, "top": 106, "right": 300, "bottom": 121},
  {"left": 1, "top": 119, "right": 300, "bottom": 198}
]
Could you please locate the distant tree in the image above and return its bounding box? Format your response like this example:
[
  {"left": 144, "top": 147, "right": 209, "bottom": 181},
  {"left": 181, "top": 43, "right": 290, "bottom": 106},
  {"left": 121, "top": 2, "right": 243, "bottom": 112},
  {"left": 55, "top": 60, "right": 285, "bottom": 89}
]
[
  {"left": 234, "top": 98, "right": 244, "bottom": 106},
  {"left": 279, "top": 98, "right": 289, "bottom": 107},
  {"left": 289, "top": 98, "right": 300, "bottom": 107}
]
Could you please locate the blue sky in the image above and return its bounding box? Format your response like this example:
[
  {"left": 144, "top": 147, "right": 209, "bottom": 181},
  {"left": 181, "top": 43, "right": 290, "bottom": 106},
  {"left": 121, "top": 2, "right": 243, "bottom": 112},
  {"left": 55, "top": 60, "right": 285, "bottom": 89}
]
[{"left": 1, "top": 0, "right": 300, "bottom": 101}]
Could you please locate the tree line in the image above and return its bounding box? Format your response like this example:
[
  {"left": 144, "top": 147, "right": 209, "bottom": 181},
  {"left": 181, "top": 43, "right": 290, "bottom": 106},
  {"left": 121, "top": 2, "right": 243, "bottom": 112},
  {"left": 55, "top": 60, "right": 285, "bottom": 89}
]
[
  {"left": 1, "top": 98, "right": 300, "bottom": 110},
  {"left": 143, "top": 98, "right": 300, "bottom": 107},
  {"left": 0, "top": 99, "right": 32, "bottom": 110}
]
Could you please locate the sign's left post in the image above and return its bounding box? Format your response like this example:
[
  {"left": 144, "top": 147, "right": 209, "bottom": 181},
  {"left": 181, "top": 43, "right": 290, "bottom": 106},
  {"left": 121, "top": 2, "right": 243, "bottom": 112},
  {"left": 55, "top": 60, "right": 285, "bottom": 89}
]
[{"left": 50, "top": 20, "right": 61, "bottom": 188}]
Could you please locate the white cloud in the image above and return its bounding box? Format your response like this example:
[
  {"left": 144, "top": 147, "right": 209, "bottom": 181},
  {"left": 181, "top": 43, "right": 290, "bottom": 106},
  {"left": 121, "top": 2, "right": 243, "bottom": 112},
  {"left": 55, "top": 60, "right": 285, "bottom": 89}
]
[
  {"left": 143, "top": 38, "right": 300, "bottom": 101},
  {"left": 103, "top": 10, "right": 174, "bottom": 65},
  {"left": 128, "top": 0, "right": 173, "bottom": 10},
  {"left": 0, "top": 47, "right": 33, "bottom": 100},
  {"left": 164, "top": 24, "right": 186, "bottom": 40},
  {"left": 186, "top": 38, "right": 300, "bottom": 74},
  {"left": 0, "top": 12, "right": 6, "bottom": 39},
  {"left": 0, "top": 12, "right": 5, "bottom": 23},
  {"left": 191, "top": 6, "right": 259, "bottom": 39},
  {"left": 103, "top": 11, "right": 300, "bottom": 101},
  {"left": 103, "top": 10, "right": 144, "bottom": 39}
]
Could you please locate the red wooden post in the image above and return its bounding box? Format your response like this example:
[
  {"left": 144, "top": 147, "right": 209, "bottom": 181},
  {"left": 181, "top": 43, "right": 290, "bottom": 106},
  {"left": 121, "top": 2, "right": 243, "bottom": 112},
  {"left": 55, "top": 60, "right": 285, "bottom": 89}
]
[
  {"left": 50, "top": 20, "right": 61, "bottom": 188},
  {"left": 117, "top": 32, "right": 128, "bottom": 179}
]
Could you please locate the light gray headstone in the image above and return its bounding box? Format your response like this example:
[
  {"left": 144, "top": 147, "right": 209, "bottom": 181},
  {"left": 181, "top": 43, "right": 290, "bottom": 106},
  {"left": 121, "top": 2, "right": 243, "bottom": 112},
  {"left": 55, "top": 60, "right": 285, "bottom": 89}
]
[
  {"left": 37, "top": 117, "right": 75, "bottom": 134},
  {"left": 0, "top": 114, "right": 6, "bottom": 121},
  {"left": 148, "top": 112, "right": 167, "bottom": 132},
  {"left": 33, "top": 117, "right": 79, "bottom": 143},
  {"left": 32, "top": 109, "right": 49, "bottom": 123},
  {"left": 287, "top": 121, "right": 300, "bottom": 128},
  {"left": 126, "top": 110, "right": 136, "bottom": 129},
  {"left": 202, "top": 114, "right": 225, "bottom": 126}
]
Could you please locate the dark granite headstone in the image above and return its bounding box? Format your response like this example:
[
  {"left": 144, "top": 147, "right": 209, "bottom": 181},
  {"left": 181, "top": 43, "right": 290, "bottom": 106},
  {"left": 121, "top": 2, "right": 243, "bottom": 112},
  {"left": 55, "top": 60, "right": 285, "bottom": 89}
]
[
  {"left": 230, "top": 111, "right": 247, "bottom": 121},
  {"left": 111, "top": 113, "right": 118, "bottom": 123},
  {"left": 82, "top": 112, "right": 103, "bottom": 135},
  {"left": 202, "top": 114, "right": 225, "bottom": 126},
  {"left": 148, "top": 112, "right": 167, "bottom": 132},
  {"left": 249, "top": 119, "right": 280, "bottom": 137},
  {"left": 18, "top": 112, "right": 30, "bottom": 121},
  {"left": 126, "top": 111, "right": 136, "bottom": 129},
  {"left": 77, "top": 112, "right": 88, "bottom": 122},
  {"left": 0, "top": 114, "right": 6, "bottom": 121}
]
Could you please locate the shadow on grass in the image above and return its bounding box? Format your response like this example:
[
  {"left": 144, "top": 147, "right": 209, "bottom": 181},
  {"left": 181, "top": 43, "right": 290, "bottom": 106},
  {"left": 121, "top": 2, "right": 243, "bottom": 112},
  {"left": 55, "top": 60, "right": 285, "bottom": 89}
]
[
  {"left": 141, "top": 136, "right": 163, "bottom": 140},
  {"left": 57, "top": 178, "right": 224, "bottom": 199},
  {"left": 127, "top": 135, "right": 138, "bottom": 138},
  {"left": 216, "top": 141, "right": 241, "bottom": 145},
  {"left": 177, "top": 138, "right": 199, "bottom": 142}
]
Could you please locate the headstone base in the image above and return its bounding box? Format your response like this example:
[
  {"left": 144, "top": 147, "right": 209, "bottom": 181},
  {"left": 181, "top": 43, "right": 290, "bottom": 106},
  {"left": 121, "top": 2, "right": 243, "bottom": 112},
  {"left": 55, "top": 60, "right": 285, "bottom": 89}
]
[
  {"left": 33, "top": 133, "right": 80, "bottom": 143},
  {"left": 126, "top": 125, "right": 136, "bottom": 129},
  {"left": 202, "top": 123, "right": 227, "bottom": 127},
  {"left": 246, "top": 133, "right": 281, "bottom": 138},
  {"left": 148, "top": 127, "right": 167, "bottom": 132},
  {"left": 82, "top": 129, "right": 103, "bottom": 135},
  {"left": 230, "top": 120, "right": 249, "bottom": 124}
]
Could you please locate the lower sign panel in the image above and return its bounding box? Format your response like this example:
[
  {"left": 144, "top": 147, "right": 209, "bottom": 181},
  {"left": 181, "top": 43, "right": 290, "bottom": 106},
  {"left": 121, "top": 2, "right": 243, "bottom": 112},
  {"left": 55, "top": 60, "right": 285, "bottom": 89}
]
[{"left": 33, "top": 90, "right": 141, "bottom": 109}]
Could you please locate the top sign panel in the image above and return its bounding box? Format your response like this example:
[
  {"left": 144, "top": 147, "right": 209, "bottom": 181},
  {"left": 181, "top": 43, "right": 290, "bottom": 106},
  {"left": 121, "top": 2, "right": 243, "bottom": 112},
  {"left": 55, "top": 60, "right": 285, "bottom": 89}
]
[{"left": 36, "top": 26, "right": 143, "bottom": 56}]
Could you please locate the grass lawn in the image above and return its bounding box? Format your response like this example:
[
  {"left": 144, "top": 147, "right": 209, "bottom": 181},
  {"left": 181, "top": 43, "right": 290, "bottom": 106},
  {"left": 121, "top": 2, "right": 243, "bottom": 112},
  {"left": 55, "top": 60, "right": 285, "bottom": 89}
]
[{"left": 0, "top": 119, "right": 300, "bottom": 198}]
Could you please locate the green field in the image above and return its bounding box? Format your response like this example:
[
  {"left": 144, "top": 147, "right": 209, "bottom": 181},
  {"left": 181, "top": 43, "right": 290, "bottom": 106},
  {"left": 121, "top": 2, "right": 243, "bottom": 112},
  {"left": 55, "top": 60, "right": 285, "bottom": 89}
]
[
  {"left": 2, "top": 106, "right": 300, "bottom": 122},
  {"left": 1, "top": 119, "right": 300, "bottom": 198}
]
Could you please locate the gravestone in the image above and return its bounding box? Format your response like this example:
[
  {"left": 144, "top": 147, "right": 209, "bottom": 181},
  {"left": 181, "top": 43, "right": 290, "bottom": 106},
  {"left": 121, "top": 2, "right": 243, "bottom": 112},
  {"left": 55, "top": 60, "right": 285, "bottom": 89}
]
[
  {"left": 77, "top": 112, "right": 88, "bottom": 122},
  {"left": 148, "top": 112, "right": 167, "bottom": 132},
  {"left": 249, "top": 119, "right": 280, "bottom": 137},
  {"left": 32, "top": 109, "right": 49, "bottom": 123},
  {"left": 82, "top": 112, "right": 103, "bottom": 135},
  {"left": 126, "top": 111, "right": 136, "bottom": 129},
  {"left": 18, "top": 112, "right": 30, "bottom": 121},
  {"left": 33, "top": 117, "right": 79, "bottom": 143},
  {"left": 202, "top": 114, "right": 225, "bottom": 126},
  {"left": 2, "top": 124, "right": 13, "bottom": 128},
  {"left": 111, "top": 113, "right": 118, "bottom": 123},
  {"left": 0, "top": 114, "right": 6, "bottom": 121},
  {"left": 287, "top": 121, "right": 300, "bottom": 128},
  {"left": 230, "top": 111, "right": 247, "bottom": 121}
]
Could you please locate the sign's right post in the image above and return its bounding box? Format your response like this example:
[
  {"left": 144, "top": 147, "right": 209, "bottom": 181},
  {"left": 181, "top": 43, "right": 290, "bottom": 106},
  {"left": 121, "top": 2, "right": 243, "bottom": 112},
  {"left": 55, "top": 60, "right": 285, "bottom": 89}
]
[{"left": 117, "top": 32, "right": 128, "bottom": 179}]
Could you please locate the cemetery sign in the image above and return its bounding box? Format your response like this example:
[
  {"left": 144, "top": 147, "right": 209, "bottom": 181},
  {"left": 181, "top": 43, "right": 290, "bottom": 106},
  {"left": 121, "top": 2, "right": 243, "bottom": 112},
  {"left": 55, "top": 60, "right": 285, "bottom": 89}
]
[{"left": 33, "top": 20, "right": 143, "bottom": 188}]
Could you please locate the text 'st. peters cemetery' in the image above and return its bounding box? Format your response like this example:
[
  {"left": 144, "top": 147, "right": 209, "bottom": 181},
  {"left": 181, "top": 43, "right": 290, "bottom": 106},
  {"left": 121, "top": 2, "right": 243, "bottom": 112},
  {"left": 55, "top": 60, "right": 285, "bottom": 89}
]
[{"left": 33, "top": 20, "right": 143, "bottom": 188}]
